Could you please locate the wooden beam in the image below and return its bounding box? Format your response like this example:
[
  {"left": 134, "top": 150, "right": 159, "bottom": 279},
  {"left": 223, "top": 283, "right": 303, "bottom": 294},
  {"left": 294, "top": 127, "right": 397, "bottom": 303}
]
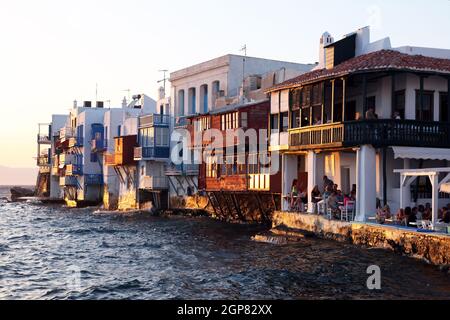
[
  {"left": 448, "top": 77, "right": 450, "bottom": 122},
  {"left": 419, "top": 76, "right": 425, "bottom": 120},
  {"left": 391, "top": 73, "right": 396, "bottom": 118},
  {"left": 383, "top": 147, "right": 387, "bottom": 206},
  {"left": 342, "top": 78, "right": 346, "bottom": 122},
  {"left": 362, "top": 74, "right": 368, "bottom": 118},
  {"left": 331, "top": 80, "right": 335, "bottom": 123},
  {"left": 321, "top": 81, "right": 325, "bottom": 124}
]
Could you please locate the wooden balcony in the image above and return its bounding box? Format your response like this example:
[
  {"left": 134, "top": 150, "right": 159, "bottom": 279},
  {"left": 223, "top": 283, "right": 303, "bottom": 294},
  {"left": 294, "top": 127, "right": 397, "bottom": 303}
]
[
  {"left": 139, "top": 176, "right": 169, "bottom": 190},
  {"left": 104, "top": 153, "right": 116, "bottom": 166},
  {"left": 289, "top": 120, "right": 450, "bottom": 150},
  {"left": 290, "top": 123, "right": 344, "bottom": 150}
]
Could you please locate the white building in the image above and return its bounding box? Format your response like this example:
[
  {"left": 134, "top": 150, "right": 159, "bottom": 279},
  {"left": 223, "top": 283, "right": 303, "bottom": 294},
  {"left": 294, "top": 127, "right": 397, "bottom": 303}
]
[
  {"left": 168, "top": 54, "right": 316, "bottom": 207},
  {"left": 267, "top": 27, "right": 450, "bottom": 223}
]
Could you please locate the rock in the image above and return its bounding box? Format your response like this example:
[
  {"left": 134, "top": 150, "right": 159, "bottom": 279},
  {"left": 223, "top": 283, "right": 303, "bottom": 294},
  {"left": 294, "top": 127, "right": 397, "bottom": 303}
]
[{"left": 10, "top": 187, "right": 34, "bottom": 202}]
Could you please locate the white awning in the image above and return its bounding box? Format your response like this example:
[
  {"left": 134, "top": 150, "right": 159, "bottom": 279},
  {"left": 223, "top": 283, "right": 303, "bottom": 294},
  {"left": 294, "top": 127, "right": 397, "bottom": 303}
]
[
  {"left": 441, "top": 183, "right": 450, "bottom": 194},
  {"left": 393, "top": 147, "right": 450, "bottom": 161}
]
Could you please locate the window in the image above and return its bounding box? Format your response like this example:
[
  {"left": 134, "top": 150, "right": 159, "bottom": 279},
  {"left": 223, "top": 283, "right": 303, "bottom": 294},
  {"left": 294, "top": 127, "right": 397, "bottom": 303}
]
[
  {"left": 178, "top": 90, "right": 185, "bottom": 116},
  {"left": 90, "top": 152, "right": 98, "bottom": 163},
  {"left": 155, "top": 128, "right": 169, "bottom": 147},
  {"left": 281, "top": 112, "right": 289, "bottom": 132},
  {"left": 270, "top": 114, "right": 279, "bottom": 132},
  {"left": 291, "top": 110, "right": 300, "bottom": 128},
  {"left": 415, "top": 90, "right": 434, "bottom": 121},
  {"left": 221, "top": 112, "right": 239, "bottom": 130},
  {"left": 241, "top": 112, "right": 248, "bottom": 128},
  {"left": 440, "top": 93, "right": 449, "bottom": 122},
  {"left": 290, "top": 89, "right": 301, "bottom": 111},
  {"left": 104, "top": 126, "right": 108, "bottom": 148},
  {"left": 394, "top": 90, "right": 405, "bottom": 119}
]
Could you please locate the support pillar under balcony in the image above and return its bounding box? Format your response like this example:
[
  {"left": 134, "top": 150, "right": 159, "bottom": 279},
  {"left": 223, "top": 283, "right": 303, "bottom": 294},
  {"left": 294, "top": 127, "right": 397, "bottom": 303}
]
[
  {"left": 307, "top": 151, "right": 317, "bottom": 213},
  {"left": 355, "top": 145, "right": 377, "bottom": 222}
]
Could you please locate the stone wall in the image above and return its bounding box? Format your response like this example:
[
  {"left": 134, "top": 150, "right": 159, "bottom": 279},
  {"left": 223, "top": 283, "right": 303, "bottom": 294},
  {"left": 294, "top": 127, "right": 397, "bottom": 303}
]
[{"left": 272, "top": 212, "right": 450, "bottom": 267}]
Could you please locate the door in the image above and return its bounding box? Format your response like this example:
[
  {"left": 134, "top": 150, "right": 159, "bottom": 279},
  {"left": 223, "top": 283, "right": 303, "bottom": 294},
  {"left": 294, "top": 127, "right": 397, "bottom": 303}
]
[{"left": 341, "top": 167, "right": 351, "bottom": 195}]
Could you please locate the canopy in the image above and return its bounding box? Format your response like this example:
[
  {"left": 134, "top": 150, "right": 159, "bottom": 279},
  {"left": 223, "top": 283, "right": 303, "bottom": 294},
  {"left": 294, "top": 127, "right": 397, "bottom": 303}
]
[
  {"left": 393, "top": 147, "right": 450, "bottom": 161},
  {"left": 441, "top": 183, "right": 450, "bottom": 194}
]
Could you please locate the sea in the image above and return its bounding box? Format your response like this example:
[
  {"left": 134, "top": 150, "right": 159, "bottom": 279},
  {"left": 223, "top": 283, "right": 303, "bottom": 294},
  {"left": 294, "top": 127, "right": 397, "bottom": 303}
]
[{"left": 0, "top": 186, "right": 449, "bottom": 300}]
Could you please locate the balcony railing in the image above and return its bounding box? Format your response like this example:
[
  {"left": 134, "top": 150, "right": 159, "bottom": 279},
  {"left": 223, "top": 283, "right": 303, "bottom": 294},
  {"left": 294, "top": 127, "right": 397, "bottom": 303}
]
[
  {"left": 85, "top": 174, "right": 103, "bottom": 186},
  {"left": 104, "top": 153, "right": 116, "bottom": 166},
  {"left": 248, "top": 174, "right": 270, "bottom": 191},
  {"left": 37, "top": 155, "right": 51, "bottom": 167},
  {"left": 91, "top": 139, "right": 106, "bottom": 152},
  {"left": 139, "top": 176, "right": 169, "bottom": 190},
  {"left": 60, "top": 176, "right": 78, "bottom": 187},
  {"left": 288, "top": 120, "right": 450, "bottom": 150},
  {"left": 66, "top": 164, "right": 83, "bottom": 176},
  {"left": 139, "top": 114, "right": 170, "bottom": 128},
  {"left": 134, "top": 146, "right": 170, "bottom": 160},
  {"left": 165, "top": 163, "right": 199, "bottom": 176},
  {"left": 290, "top": 123, "right": 344, "bottom": 149},
  {"left": 37, "top": 134, "right": 51, "bottom": 144},
  {"left": 69, "top": 136, "right": 84, "bottom": 148},
  {"left": 59, "top": 154, "right": 75, "bottom": 166},
  {"left": 174, "top": 116, "right": 188, "bottom": 128},
  {"left": 59, "top": 127, "right": 74, "bottom": 141},
  {"left": 344, "top": 120, "right": 450, "bottom": 148}
]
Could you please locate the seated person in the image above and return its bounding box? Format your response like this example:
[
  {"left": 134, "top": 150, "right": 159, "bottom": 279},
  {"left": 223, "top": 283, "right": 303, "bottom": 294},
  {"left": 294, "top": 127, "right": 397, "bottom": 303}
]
[
  {"left": 405, "top": 207, "right": 417, "bottom": 227},
  {"left": 395, "top": 208, "right": 407, "bottom": 226},
  {"left": 290, "top": 179, "right": 299, "bottom": 210},
  {"left": 413, "top": 207, "right": 421, "bottom": 221},
  {"left": 311, "top": 186, "right": 322, "bottom": 203},
  {"left": 376, "top": 205, "right": 391, "bottom": 224},
  {"left": 440, "top": 208, "right": 450, "bottom": 224},
  {"left": 326, "top": 191, "right": 340, "bottom": 218}
]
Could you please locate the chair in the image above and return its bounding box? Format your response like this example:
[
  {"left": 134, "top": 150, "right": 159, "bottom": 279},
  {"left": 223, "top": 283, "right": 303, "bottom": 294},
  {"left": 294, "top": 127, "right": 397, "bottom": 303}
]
[
  {"left": 341, "top": 201, "right": 356, "bottom": 222},
  {"left": 327, "top": 208, "right": 333, "bottom": 220},
  {"left": 318, "top": 201, "right": 326, "bottom": 216}
]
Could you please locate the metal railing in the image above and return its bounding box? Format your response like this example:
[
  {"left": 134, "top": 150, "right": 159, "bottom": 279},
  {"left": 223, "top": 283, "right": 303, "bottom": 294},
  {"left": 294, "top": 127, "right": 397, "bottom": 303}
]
[
  {"left": 288, "top": 120, "right": 450, "bottom": 149},
  {"left": 139, "top": 114, "right": 170, "bottom": 128},
  {"left": 344, "top": 119, "right": 450, "bottom": 148},
  {"left": 85, "top": 174, "right": 103, "bottom": 185}
]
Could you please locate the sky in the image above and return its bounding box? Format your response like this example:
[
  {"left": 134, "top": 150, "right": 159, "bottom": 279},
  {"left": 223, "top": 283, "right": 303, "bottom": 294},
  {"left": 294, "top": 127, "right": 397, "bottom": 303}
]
[{"left": 0, "top": 0, "right": 450, "bottom": 169}]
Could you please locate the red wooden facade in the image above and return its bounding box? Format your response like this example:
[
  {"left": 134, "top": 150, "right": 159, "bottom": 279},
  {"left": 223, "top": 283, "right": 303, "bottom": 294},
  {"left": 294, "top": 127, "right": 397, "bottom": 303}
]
[{"left": 188, "top": 100, "right": 281, "bottom": 194}]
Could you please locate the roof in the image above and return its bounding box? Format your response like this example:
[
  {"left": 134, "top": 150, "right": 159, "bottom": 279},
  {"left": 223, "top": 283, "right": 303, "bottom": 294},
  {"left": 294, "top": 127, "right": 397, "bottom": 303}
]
[
  {"left": 266, "top": 50, "right": 450, "bottom": 93},
  {"left": 187, "top": 99, "right": 269, "bottom": 119}
]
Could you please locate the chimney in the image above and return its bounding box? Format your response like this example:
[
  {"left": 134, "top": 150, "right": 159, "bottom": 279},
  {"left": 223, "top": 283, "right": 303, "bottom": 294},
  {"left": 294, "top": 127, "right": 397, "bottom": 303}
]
[
  {"left": 96, "top": 101, "right": 104, "bottom": 108},
  {"left": 122, "top": 97, "right": 128, "bottom": 108},
  {"left": 318, "top": 32, "right": 334, "bottom": 69},
  {"left": 73, "top": 100, "right": 77, "bottom": 108}
]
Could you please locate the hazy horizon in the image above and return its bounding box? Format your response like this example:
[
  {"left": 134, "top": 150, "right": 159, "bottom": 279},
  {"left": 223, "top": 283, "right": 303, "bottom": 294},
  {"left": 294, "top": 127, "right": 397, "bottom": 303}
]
[{"left": 1, "top": 0, "right": 450, "bottom": 177}]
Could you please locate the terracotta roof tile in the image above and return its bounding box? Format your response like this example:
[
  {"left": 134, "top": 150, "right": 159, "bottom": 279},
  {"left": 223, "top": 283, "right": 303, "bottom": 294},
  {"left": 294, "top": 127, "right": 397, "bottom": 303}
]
[{"left": 267, "top": 50, "right": 450, "bottom": 92}]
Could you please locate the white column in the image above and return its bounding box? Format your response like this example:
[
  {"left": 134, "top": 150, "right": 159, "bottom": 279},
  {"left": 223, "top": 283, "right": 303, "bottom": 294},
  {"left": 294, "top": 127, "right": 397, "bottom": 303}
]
[
  {"left": 355, "top": 145, "right": 377, "bottom": 222},
  {"left": 307, "top": 151, "right": 317, "bottom": 213},
  {"left": 282, "top": 154, "right": 298, "bottom": 211},
  {"left": 430, "top": 174, "right": 439, "bottom": 227}
]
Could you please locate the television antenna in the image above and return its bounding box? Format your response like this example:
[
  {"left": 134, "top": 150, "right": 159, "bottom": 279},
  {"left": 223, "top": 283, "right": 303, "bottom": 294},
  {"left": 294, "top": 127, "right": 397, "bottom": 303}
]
[{"left": 158, "top": 69, "right": 169, "bottom": 94}]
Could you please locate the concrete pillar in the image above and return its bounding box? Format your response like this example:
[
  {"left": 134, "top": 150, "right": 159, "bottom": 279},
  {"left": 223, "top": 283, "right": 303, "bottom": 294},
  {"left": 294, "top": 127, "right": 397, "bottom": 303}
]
[
  {"left": 282, "top": 154, "right": 298, "bottom": 211},
  {"left": 355, "top": 145, "right": 377, "bottom": 222},
  {"left": 430, "top": 174, "right": 439, "bottom": 227},
  {"left": 307, "top": 151, "right": 317, "bottom": 213}
]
